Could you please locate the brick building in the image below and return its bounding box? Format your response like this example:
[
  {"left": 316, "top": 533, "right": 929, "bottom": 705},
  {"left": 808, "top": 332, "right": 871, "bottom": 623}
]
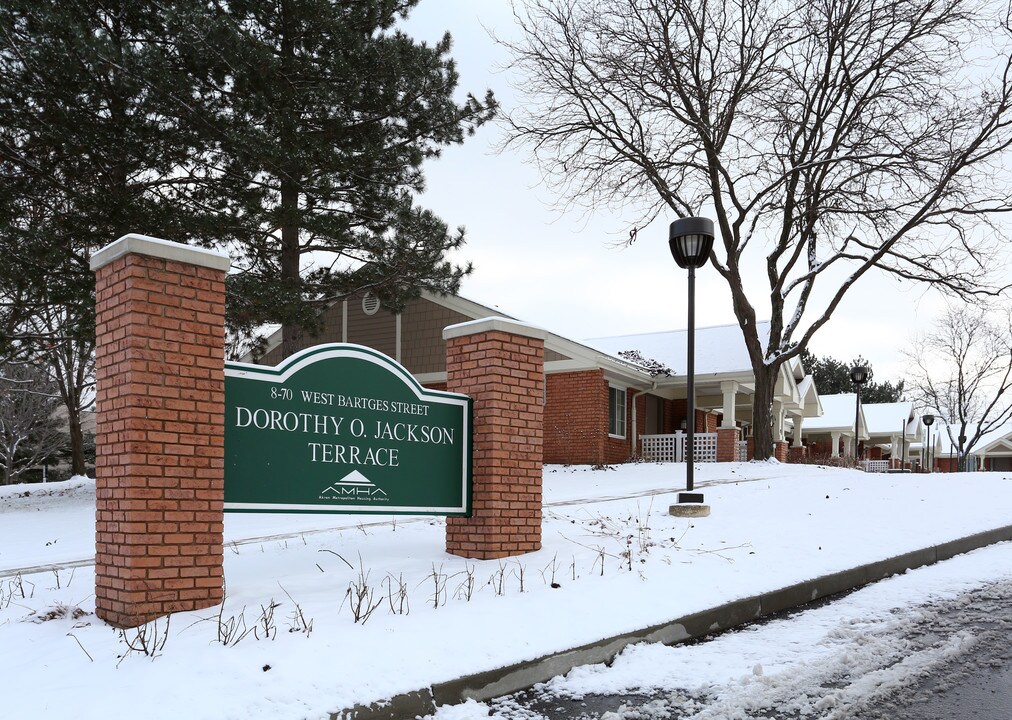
[
  {"left": 932, "top": 420, "right": 1012, "bottom": 472},
  {"left": 801, "top": 396, "right": 924, "bottom": 470},
  {"left": 248, "top": 292, "right": 823, "bottom": 465}
]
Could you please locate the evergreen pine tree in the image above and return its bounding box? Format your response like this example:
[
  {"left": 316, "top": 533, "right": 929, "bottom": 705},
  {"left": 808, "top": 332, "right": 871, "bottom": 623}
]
[
  {"left": 0, "top": 0, "right": 214, "bottom": 471},
  {"left": 185, "top": 0, "right": 496, "bottom": 357},
  {"left": 799, "top": 349, "right": 904, "bottom": 403}
]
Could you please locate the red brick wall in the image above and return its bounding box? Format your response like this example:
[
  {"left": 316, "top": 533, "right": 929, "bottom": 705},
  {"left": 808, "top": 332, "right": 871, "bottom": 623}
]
[
  {"left": 545, "top": 370, "right": 607, "bottom": 465},
  {"left": 93, "top": 248, "right": 225, "bottom": 628},
  {"left": 663, "top": 398, "right": 677, "bottom": 434},
  {"left": 788, "top": 446, "right": 808, "bottom": 463},
  {"left": 809, "top": 440, "right": 834, "bottom": 456},
  {"left": 935, "top": 457, "right": 958, "bottom": 472},
  {"left": 444, "top": 326, "right": 544, "bottom": 559},
  {"left": 670, "top": 399, "right": 709, "bottom": 432},
  {"left": 717, "top": 427, "right": 740, "bottom": 462}
]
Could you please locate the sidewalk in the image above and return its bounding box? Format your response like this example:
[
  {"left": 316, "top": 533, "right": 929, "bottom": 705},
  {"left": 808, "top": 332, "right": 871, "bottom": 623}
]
[{"left": 1, "top": 463, "right": 1011, "bottom": 720}]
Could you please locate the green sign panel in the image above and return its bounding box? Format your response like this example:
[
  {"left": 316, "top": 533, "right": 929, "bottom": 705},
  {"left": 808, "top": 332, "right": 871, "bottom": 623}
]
[{"left": 224, "top": 344, "right": 471, "bottom": 515}]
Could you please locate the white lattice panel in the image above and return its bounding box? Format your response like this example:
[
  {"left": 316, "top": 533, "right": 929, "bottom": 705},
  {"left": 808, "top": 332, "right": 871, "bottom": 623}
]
[
  {"left": 862, "top": 460, "right": 890, "bottom": 473},
  {"left": 640, "top": 434, "right": 682, "bottom": 462}
]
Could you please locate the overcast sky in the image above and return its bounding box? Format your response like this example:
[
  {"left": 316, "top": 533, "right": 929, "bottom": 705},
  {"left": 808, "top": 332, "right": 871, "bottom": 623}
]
[{"left": 400, "top": 0, "right": 993, "bottom": 383}]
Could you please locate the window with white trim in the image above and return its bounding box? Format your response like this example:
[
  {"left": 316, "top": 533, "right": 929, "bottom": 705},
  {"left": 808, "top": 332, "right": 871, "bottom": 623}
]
[{"left": 608, "top": 385, "right": 627, "bottom": 438}]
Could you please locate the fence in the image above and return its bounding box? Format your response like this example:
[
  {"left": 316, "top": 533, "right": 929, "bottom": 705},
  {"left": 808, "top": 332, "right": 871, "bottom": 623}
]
[
  {"left": 860, "top": 459, "right": 890, "bottom": 473},
  {"left": 640, "top": 433, "right": 747, "bottom": 463}
]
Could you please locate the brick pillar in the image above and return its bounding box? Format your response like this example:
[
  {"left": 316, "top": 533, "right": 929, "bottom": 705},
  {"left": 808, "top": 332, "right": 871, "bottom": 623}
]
[
  {"left": 443, "top": 318, "right": 545, "bottom": 559},
  {"left": 716, "top": 427, "right": 740, "bottom": 462},
  {"left": 774, "top": 441, "right": 789, "bottom": 463},
  {"left": 788, "top": 446, "right": 808, "bottom": 463},
  {"left": 91, "top": 234, "right": 229, "bottom": 628}
]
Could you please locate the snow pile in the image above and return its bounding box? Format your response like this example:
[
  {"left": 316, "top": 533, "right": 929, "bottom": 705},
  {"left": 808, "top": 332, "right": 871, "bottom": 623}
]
[{"left": 0, "top": 463, "right": 1010, "bottom": 719}]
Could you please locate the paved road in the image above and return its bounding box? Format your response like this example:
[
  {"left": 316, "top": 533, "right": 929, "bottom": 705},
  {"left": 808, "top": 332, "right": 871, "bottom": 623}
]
[
  {"left": 868, "top": 580, "right": 1012, "bottom": 720},
  {"left": 490, "top": 578, "right": 1012, "bottom": 719}
]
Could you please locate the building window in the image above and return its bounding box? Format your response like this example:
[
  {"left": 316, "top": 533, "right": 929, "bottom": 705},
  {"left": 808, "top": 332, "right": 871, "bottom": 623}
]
[{"left": 609, "top": 385, "right": 627, "bottom": 438}]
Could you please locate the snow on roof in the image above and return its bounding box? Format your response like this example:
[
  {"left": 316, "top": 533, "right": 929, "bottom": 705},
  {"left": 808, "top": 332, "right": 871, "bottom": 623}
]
[
  {"left": 584, "top": 321, "right": 769, "bottom": 376},
  {"left": 803, "top": 393, "right": 857, "bottom": 431},
  {"left": 862, "top": 402, "right": 914, "bottom": 437},
  {"left": 937, "top": 419, "right": 1012, "bottom": 456},
  {"left": 928, "top": 420, "right": 1012, "bottom": 456},
  {"left": 977, "top": 419, "right": 1012, "bottom": 452}
]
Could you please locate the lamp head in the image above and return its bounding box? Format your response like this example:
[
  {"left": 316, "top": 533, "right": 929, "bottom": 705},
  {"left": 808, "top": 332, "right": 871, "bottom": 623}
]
[
  {"left": 922, "top": 414, "right": 934, "bottom": 427},
  {"left": 669, "top": 217, "right": 715, "bottom": 269},
  {"left": 850, "top": 365, "right": 870, "bottom": 385}
]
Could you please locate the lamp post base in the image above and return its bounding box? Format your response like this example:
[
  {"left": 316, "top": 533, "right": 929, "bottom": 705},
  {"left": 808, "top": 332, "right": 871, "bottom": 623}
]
[
  {"left": 669, "top": 502, "right": 710, "bottom": 518},
  {"left": 670, "top": 492, "right": 710, "bottom": 517}
]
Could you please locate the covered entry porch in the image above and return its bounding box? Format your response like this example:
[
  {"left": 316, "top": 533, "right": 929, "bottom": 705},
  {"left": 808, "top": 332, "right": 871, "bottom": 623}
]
[{"left": 634, "top": 360, "right": 820, "bottom": 463}]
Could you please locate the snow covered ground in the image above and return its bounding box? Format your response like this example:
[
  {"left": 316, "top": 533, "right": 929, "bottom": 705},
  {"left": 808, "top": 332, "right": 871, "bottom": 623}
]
[{"left": 1, "top": 462, "right": 1010, "bottom": 720}]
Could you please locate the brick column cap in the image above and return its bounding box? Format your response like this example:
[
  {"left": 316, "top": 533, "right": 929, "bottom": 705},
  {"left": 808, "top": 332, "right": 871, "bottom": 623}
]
[
  {"left": 90, "top": 233, "right": 231, "bottom": 273},
  {"left": 443, "top": 316, "right": 547, "bottom": 342}
]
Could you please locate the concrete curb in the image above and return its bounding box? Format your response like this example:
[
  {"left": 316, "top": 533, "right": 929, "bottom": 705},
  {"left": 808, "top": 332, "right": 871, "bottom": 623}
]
[{"left": 331, "top": 524, "right": 1012, "bottom": 720}]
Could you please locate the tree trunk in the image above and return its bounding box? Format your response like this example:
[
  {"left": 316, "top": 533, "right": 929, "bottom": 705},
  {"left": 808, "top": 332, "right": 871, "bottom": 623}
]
[
  {"left": 278, "top": 2, "right": 303, "bottom": 361},
  {"left": 3, "top": 453, "right": 14, "bottom": 485},
  {"left": 279, "top": 178, "right": 302, "bottom": 360},
  {"left": 751, "top": 363, "right": 777, "bottom": 460},
  {"left": 68, "top": 409, "right": 86, "bottom": 476}
]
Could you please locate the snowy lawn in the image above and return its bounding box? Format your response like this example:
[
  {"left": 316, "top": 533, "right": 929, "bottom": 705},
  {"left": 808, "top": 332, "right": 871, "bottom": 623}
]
[{"left": 0, "top": 462, "right": 1010, "bottom": 720}]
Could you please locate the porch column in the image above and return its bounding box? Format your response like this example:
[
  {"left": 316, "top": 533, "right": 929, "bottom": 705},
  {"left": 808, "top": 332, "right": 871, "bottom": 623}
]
[
  {"left": 772, "top": 400, "right": 785, "bottom": 442},
  {"left": 716, "top": 427, "right": 740, "bottom": 462},
  {"left": 831, "top": 431, "right": 841, "bottom": 457},
  {"left": 792, "top": 414, "right": 804, "bottom": 447},
  {"left": 890, "top": 434, "right": 899, "bottom": 467},
  {"left": 720, "top": 380, "right": 738, "bottom": 429}
]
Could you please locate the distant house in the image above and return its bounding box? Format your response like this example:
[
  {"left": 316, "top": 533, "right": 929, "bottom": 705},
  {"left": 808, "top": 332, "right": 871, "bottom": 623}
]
[
  {"left": 862, "top": 402, "right": 921, "bottom": 468},
  {"left": 248, "top": 291, "right": 822, "bottom": 465},
  {"left": 932, "top": 420, "right": 1012, "bottom": 472},
  {"left": 799, "top": 393, "right": 867, "bottom": 459},
  {"left": 974, "top": 422, "right": 1012, "bottom": 471},
  {"left": 800, "top": 396, "right": 922, "bottom": 469}
]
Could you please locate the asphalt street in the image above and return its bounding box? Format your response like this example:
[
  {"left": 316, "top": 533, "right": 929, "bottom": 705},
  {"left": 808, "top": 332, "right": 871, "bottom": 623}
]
[{"left": 488, "top": 577, "right": 1012, "bottom": 719}]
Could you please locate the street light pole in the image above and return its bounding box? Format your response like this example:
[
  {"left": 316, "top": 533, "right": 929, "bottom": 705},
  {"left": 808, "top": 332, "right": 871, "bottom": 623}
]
[
  {"left": 922, "top": 414, "right": 934, "bottom": 473},
  {"left": 669, "top": 217, "right": 714, "bottom": 503},
  {"left": 850, "top": 365, "right": 869, "bottom": 462}
]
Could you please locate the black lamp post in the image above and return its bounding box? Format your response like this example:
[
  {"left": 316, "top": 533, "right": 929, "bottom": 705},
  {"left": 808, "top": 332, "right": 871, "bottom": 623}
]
[
  {"left": 922, "top": 414, "right": 934, "bottom": 473},
  {"left": 850, "top": 365, "right": 869, "bottom": 460},
  {"left": 669, "top": 217, "right": 714, "bottom": 501}
]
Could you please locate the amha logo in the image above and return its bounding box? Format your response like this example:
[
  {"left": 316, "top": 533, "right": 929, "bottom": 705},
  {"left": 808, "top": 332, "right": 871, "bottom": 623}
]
[{"left": 320, "top": 470, "right": 389, "bottom": 502}]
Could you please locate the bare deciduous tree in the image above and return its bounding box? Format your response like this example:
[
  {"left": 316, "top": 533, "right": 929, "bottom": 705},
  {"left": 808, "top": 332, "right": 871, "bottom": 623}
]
[
  {"left": 504, "top": 0, "right": 1012, "bottom": 457},
  {"left": 906, "top": 304, "right": 1012, "bottom": 471},
  {"left": 0, "top": 363, "right": 67, "bottom": 485},
  {"left": 24, "top": 302, "right": 95, "bottom": 476}
]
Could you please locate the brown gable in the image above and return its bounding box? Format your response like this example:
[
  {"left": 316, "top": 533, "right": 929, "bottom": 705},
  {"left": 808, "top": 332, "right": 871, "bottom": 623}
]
[{"left": 401, "top": 298, "right": 471, "bottom": 374}]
